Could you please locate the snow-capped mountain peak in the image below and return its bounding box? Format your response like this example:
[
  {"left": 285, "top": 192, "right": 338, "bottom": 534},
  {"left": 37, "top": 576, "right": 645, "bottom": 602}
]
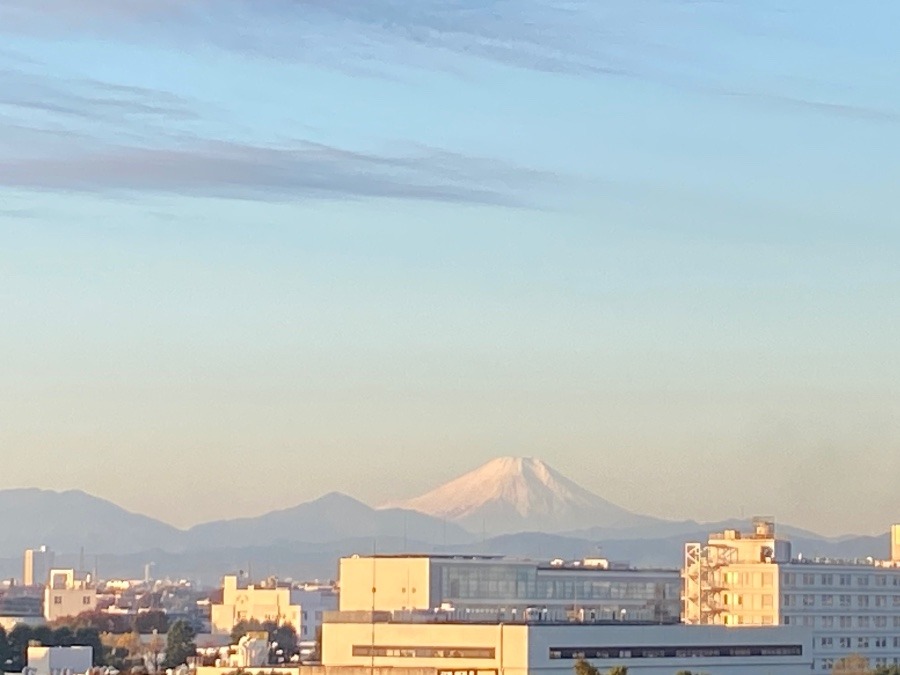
[{"left": 383, "top": 456, "right": 655, "bottom": 534}]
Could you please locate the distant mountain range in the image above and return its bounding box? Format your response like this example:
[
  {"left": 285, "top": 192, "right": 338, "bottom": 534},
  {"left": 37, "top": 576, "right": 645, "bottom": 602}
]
[{"left": 0, "top": 457, "right": 892, "bottom": 583}]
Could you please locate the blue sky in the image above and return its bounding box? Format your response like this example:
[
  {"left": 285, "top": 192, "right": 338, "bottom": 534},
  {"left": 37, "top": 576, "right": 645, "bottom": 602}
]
[{"left": 1, "top": 1, "right": 898, "bottom": 534}]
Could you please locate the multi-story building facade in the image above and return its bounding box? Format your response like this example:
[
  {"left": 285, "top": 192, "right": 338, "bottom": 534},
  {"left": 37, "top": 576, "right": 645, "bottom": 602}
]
[
  {"left": 339, "top": 554, "right": 681, "bottom": 624},
  {"left": 210, "top": 575, "right": 336, "bottom": 641},
  {"left": 683, "top": 518, "right": 900, "bottom": 673},
  {"left": 318, "top": 552, "right": 813, "bottom": 675},
  {"left": 24, "top": 546, "right": 55, "bottom": 587}
]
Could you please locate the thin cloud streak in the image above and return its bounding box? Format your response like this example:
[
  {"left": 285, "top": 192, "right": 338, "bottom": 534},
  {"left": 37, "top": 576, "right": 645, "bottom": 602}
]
[
  {"left": 3, "top": 0, "right": 895, "bottom": 123},
  {"left": 0, "top": 140, "right": 553, "bottom": 206}
]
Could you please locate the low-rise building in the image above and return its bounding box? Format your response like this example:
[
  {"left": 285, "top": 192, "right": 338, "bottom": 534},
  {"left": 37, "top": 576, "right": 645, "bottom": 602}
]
[
  {"left": 210, "top": 575, "right": 336, "bottom": 641},
  {"left": 27, "top": 646, "right": 92, "bottom": 675},
  {"left": 339, "top": 555, "right": 680, "bottom": 623},
  {"left": 43, "top": 569, "right": 97, "bottom": 622},
  {"left": 322, "top": 618, "right": 812, "bottom": 675}
]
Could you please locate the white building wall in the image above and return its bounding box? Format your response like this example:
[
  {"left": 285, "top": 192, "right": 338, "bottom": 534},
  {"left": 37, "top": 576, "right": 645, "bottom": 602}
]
[
  {"left": 291, "top": 589, "right": 337, "bottom": 642},
  {"left": 27, "top": 646, "right": 93, "bottom": 675},
  {"left": 780, "top": 563, "right": 900, "bottom": 673},
  {"left": 322, "top": 621, "right": 812, "bottom": 675}
]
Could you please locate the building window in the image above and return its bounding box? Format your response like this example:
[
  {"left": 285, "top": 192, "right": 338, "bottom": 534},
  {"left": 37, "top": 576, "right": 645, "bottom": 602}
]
[
  {"left": 859, "top": 616, "right": 870, "bottom": 628},
  {"left": 858, "top": 576, "right": 870, "bottom": 586},
  {"left": 821, "top": 637, "right": 833, "bottom": 648},
  {"left": 840, "top": 617, "right": 852, "bottom": 628},
  {"left": 840, "top": 575, "right": 851, "bottom": 586},
  {"left": 822, "top": 594, "right": 833, "bottom": 606},
  {"left": 858, "top": 638, "right": 870, "bottom": 649},
  {"left": 876, "top": 576, "right": 888, "bottom": 587},
  {"left": 821, "top": 574, "right": 833, "bottom": 586},
  {"left": 858, "top": 595, "right": 870, "bottom": 608},
  {"left": 802, "top": 594, "right": 815, "bottom": 606},
  {"left": 353, "top": 646, "right": 496, "bottom": 659},
  {"left": 839, "top": 594, "right": 851, "bottom": 607},
  {"left": 839, "top": 638, "right": 852, "bottom": 650},
  {"left": 876, "top": 637, "right": 887, "bottom": 648},
  {"left": 82, "top": 596, "right": 92, "bottom": 605},
  {"left": 53, "top": 596, "right": 62, "bottom": 605},
  {"left": 876, "top": 616, "right": 887, "bottom": 628},
  {"left": 822, "top": 617, "right": 834, "bottom": 629},
  {"left": 803, "top": 574, "right": 815, "bottom": 586}
]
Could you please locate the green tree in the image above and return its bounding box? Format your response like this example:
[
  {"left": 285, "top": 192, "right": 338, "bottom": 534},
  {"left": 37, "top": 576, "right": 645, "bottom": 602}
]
[
  {"left": 230, "top": 619, "right": 265, "bottom": 644},
  {"left": 53, "top": 626, "right": 75, "bottom": 647},
  {"left": 268, "top": 623, "right": 298, "bottom": 662},
  {"left": 6, "top": 624, "right": 33, "bottom": 672},
  {"left": 133, "top": 611, "right": 169, "bottom": 635},
  {"left": 872, "top": 666, "right": 900, "bottom": 675},
  {"left": 606, "top": 667, "right": 628, "bottom": 675},
  {"left": 573, "top": 659, "right": 600, "bottom": 675},
  {"left": 73, "top": 627, "right": 105, "bottom": 666},
  {"left": 165, "top": 620, "right": 196, "bottom": 668},
  {"left": 0, "top": 625, "right": 10, "bottom": 671}
]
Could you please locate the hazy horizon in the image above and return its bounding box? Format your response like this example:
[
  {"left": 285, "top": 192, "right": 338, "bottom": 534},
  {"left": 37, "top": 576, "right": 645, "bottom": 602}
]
[{"left": 2, "top": 2, "right": 899, "bottom": 537}]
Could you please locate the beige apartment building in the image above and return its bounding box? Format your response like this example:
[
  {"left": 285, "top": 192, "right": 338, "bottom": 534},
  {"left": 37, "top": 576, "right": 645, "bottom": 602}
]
[
  {"left": 210, "top": 575, "right": 336, "bottom": 640},
  {"left": 683, "top": 518, "right": 900, "bottom": 673},
  {"left": 43, "top": 569, "right": 97, "bottom": 622}
]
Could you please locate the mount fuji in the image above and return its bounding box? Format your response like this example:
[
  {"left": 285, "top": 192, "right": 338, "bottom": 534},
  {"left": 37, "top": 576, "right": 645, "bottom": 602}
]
[{"left": 383, "top": 456, "right": 663, "bottom": 535}]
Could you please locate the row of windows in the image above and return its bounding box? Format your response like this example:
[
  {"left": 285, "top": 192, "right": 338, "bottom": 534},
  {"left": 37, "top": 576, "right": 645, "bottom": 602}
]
[
  {"left": 783, "top": 614, "right": 900, "bottom": 629},
  {"left": 819, "top": 657, "right": 900, "bottom": 671},
  {"left": 438, "top": 565, "right": 678, "bottom": 602},
  {"left": 352, "top": 646, "right": 495, "bottom": 660},
  {"left": 783, "top": 572, "right": 900, "bottom": 588},
  {"left": 51, "top": 595, "right": 92, "bottom": 605},
  {"left": 783, "top": 593, "right": 900, "bottom": 607},
  {"left": 548, "top": 645, "right": 804, "bottom": 660},
  {"left": 819, "top": 636, "right": 896, "bottom": 649},
  {"left": 819, "top": 636, "right": 900, "bottom": 649}
]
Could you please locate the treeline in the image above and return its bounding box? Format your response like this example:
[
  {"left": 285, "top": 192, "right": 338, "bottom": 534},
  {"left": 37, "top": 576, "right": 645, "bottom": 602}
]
[
  {"left": 0, "top": 624, "right": 104, "bottom": 671},
  {"left": 51, "top": 609, "right": 170, "bottom": 635}
]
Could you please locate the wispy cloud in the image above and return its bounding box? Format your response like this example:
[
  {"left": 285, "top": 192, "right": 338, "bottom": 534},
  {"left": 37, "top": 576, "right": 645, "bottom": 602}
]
[
  {"left": 0, "top": 139, "right": 552, "bottom": 206},
  {"left": 0, "top": 69, "right": 198, "bottom": 123},
  {"left": 0, "top": 0, "right": 655, "bottom": 76}
]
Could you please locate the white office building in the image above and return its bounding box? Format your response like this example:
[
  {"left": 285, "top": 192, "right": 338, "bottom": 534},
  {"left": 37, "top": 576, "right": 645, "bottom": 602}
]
[{"left": 684, "top": 518, "right": 900, "bottom": 673}]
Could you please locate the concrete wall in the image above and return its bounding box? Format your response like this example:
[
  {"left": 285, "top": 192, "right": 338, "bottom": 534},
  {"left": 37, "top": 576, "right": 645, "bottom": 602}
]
[
  {"left": 527, "top": 623, "right": 812, "bottom": 675},
  {"left": 211, "top": 576, "right": 301, "bottom": 634},
  {"left": 323, "top": 621, "right": 812, "bottom": 675},
  {"left": 322, "top": 622, "right": 528, "bottom": 675},
  {"left": 27, "top": 646, "right": 93, "bottom": 675},
  {"left": 43, "top": 588, "right": 97, "bottom": 622},
  {"left": 338, "top": 558, "right": 432, "bottom": 612}
]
